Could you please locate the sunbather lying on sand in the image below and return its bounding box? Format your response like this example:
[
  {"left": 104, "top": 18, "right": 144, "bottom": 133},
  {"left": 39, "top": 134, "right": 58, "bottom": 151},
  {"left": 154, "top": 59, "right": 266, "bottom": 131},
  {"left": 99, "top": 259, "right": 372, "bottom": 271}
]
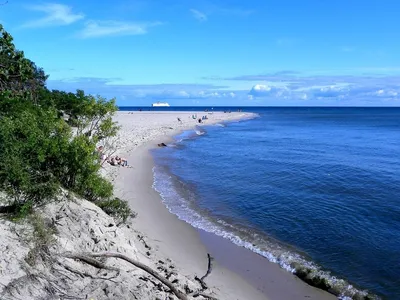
[
  {"left": 108, "top": 157, "right": 118, "bottom": 166},
  {"left": 115, "top": 156, "right": 128, "bottom": 167}
]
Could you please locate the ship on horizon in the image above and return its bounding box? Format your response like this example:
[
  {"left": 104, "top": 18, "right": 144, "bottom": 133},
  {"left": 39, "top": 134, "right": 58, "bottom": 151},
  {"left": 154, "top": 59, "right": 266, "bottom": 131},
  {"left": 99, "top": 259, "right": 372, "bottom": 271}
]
[{"left": 152, "top": 102, "right": 170, "bottom": 107}]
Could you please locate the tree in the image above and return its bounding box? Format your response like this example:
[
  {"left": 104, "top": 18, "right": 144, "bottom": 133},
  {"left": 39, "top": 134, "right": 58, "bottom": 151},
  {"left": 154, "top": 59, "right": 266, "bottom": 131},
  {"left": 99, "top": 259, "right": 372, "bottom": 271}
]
[
  {"left": 0, "top": 25, "right": 123, "bottom": 218},
  {"left": 0, "top": 25, "right": 48, "bottom": 99}
]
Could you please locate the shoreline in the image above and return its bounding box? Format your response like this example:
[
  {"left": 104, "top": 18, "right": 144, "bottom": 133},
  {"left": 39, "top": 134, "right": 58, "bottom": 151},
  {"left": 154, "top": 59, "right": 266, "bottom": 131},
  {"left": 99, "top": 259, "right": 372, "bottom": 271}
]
[{"left": 106, "top": 111, "right": 336, "bottom": 300}]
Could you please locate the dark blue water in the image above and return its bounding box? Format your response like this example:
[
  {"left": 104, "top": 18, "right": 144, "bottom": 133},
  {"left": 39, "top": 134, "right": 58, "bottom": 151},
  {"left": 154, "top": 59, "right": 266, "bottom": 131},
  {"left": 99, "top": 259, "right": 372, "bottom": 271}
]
[{"left": 147, "top": 107, "right": 400, "bottom": 299}]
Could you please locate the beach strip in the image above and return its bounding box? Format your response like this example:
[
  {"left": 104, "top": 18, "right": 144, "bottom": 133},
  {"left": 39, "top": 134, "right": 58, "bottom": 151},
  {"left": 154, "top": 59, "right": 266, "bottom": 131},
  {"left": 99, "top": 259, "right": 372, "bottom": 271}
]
[{"left": 106, "top": 111, "right": 335, "bottom": 300}]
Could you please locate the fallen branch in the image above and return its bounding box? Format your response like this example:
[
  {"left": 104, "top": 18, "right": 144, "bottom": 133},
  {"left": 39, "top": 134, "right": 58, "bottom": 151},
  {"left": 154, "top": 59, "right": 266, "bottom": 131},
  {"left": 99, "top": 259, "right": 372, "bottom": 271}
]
[
  {"left": 195, "top": 253, "right": 213, "bottom": 290},
  {"left": 65, "top": 252, "right": 187, "bottom": 300},
  {"left": 63, "top": 253, "right": 118, "bottom": 271}
]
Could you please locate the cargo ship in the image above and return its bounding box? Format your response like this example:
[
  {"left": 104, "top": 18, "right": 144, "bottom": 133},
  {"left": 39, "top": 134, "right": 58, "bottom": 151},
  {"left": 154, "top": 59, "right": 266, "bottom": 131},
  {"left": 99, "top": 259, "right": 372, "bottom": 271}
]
[{"left": 152, "top": 102, "right": 170, "bottom": 107}]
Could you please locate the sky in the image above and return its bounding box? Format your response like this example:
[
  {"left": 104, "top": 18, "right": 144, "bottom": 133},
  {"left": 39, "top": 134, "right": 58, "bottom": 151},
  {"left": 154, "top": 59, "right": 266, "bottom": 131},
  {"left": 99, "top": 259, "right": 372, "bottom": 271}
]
[{"left": 1, "top": 0, "right": 400, "bottom": 106}]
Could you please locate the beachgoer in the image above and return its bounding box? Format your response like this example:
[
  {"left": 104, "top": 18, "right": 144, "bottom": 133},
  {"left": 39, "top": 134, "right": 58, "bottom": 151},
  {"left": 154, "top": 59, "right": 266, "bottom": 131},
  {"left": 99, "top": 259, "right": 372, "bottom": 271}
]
[
  {"left": 109, "top": 157, "right": 118, "bottom": 166},
  {"left": 115, "top": 156, "right": 128, "bottom": 167},
  {"left": 119, "top": 158, "right": 128, "bottom": 167}
]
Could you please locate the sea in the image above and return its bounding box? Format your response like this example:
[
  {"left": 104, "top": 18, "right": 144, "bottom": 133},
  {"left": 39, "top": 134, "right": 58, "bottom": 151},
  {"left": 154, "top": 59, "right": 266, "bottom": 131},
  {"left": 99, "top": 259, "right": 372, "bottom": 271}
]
[{"left": 121, "top": 106, "right": 400, "bottom": 299}]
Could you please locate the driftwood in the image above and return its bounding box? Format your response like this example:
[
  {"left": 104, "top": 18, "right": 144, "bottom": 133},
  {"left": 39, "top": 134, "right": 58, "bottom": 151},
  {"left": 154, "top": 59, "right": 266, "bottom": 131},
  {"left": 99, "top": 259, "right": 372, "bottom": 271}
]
[
  {"left": 63, "top": 253, "right": 118, "bottom": 271},
  {"left": 64, "top": 252, "right": 188, "bottom": 300},
  {"left": 195, "top": 254, "right": 213, "bottom": 290},
  {"left": 63, "top": 251, "right": 219, "bottom": 300}
]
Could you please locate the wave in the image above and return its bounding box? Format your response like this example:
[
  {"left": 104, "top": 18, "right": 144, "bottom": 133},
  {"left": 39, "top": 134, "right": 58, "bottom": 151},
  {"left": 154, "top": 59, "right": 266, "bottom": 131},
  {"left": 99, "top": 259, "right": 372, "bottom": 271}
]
[
  {"left": 195, "top": 126, "right": 206, "bottom": 136},
  {"left": 151, "top": 165, "right": 379, "bottom": 300}
]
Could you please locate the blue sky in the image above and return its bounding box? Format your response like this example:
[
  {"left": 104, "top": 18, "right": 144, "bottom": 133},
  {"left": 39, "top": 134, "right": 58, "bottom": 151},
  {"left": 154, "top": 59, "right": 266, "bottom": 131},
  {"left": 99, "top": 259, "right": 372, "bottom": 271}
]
[{"left": 1, "top": 0, "right": 400, "bottom": 106}]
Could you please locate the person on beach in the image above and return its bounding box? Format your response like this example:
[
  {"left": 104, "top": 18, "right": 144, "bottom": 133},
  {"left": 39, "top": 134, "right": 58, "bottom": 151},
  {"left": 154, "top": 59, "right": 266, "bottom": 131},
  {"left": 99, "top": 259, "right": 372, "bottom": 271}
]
[
  {"left": 96, "top": 146, "right": 108, "bottom": 163},
  {"left": 109, "top": 157, "right": 118, "bottom": 166},
  {"left": 115, "top": 156, "right": 128, "bottom": 167},
  {"left": 177, "top": 117, "right": 182, "bottom": 124}
]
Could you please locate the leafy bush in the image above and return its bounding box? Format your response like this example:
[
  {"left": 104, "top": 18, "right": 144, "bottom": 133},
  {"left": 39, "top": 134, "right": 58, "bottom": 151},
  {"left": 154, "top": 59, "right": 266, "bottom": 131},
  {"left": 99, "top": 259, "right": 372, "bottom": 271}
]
[
  {"left": 0, "top": 109, "right": 66, "bottom": 209},
  {"left": 78, "top": 174, "right": 114, "bottom": 202},
  {"left": 96, "top": 197, "right": 134, "bottom": 224}
]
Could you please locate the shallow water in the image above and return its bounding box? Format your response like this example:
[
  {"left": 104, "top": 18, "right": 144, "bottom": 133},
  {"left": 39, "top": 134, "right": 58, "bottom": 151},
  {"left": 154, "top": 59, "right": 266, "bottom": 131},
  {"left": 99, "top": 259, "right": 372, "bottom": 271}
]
[{"left": 150, "top": 107, "right": 400, "bottom": 299}]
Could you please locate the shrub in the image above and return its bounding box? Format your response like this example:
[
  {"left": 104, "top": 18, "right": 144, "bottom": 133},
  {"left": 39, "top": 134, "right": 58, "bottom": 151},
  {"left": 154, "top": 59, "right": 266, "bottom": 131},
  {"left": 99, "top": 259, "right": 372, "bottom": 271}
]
[
  {"left": 96, "top": 197, "right": 134, "bottom": 224},
  {"left": 78, "top": 174, "right": 114, "bottom": 202},
  {"left": 0, "top": 109, "right": 65, "bottom": 211}
]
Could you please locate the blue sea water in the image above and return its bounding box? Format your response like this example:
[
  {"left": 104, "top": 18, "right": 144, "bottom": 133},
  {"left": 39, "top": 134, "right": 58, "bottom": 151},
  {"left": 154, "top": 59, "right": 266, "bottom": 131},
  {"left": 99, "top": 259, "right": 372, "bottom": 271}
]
[{"left": 143, "top": 107, "right": 400, "bottom": 299}]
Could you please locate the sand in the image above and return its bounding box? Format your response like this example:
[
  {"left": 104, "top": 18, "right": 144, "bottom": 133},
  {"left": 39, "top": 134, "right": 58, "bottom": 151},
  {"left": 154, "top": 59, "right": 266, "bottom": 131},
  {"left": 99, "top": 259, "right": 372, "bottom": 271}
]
[{"left": 105, "top": 111, "right": 336, "bottom": 300}]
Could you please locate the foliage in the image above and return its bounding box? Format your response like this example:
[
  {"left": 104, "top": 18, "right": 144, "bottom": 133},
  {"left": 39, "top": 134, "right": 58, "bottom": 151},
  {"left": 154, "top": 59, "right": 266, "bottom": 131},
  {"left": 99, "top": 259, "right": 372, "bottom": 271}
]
[
  {"left": 0, "top": 25, "right": 47, "bottom": 99},
  {"left": 0, "top": 25, "right": 130, "bottom": 221},
  {"left": 96, "top": 197, "right": 134, "bottom": 225},
  {"left": 0, "top": 109, "right": 66, "bottom": 206},
  {"left": 53, "top": 90, "right": 119, "bottom": 140}
]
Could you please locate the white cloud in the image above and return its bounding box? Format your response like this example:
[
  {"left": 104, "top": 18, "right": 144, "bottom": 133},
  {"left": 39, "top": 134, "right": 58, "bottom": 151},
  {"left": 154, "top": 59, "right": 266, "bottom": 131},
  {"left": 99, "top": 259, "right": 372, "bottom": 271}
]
[
  {"left": 78, "top": 20, "right": 162, "bottom": 38},
  {"left": 374, "top": 89, "right": 398, "bottom": 97},
  {"left": 312, "top": 85, "right": 349, "bottom": 98},
  {"left": 249, "top": 84, "right": 276, "bottom": 96},
  {"left": 190, "top": 9, "right": 207, "bottom": 22},
  {"left": 300, "top": 93, "right": 308, "bottom": 100},
  {"left": 22, "top": 3, "right": 84, "bottom": 28}
]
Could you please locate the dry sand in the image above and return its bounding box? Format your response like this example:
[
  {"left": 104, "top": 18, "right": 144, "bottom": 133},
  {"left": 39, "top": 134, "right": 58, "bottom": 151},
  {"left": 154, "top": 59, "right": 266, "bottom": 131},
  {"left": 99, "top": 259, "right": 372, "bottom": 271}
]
[{"left": 105, "top": 111, "right": 336, "bottom": 300}]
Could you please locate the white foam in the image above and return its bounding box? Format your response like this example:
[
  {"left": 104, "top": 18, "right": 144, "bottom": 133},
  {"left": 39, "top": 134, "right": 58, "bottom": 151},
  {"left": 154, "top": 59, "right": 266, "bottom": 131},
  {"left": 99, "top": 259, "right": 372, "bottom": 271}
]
[{"left": 195, "top": 130, "right": 205, "bottom": 135}]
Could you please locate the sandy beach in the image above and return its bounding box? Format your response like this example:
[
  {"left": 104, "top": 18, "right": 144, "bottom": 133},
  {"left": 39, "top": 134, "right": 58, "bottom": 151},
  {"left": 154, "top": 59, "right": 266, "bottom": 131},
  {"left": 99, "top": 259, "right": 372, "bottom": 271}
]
[{"left": 104, "top": 111, "right": 336, "bottom": 300}]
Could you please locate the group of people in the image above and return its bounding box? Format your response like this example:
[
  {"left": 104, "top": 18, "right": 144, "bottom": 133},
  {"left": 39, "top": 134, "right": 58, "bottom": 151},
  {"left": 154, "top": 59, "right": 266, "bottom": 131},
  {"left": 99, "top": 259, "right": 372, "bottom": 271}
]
[
  {"left": 189, "top": 114, "right": 209, "bottom": 123},
  {"left": 197, "top": 115, "right": 209, "bottom": 123},
  {"left": 97, "top": 146, "right": 129, "bottom": 167},
  {"left": 108, "top": 156, "right": 128, "bottom": 167}
]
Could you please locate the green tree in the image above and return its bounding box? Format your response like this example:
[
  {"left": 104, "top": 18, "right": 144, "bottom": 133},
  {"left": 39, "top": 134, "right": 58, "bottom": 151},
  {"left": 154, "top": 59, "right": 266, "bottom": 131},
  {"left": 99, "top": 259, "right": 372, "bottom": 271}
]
[
  {"left": 0, "top": 25, "right": 48, "bottom": 99},
  {"left": 0, "top": 25, "right": 126, "bottom": 220}
]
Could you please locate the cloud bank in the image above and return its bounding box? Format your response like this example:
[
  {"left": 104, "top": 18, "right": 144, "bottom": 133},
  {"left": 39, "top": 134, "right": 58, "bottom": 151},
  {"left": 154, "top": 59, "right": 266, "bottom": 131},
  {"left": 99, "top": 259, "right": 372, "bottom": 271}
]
[{"left": 47, "top": 72, "right": 400, "bottom": 106}]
